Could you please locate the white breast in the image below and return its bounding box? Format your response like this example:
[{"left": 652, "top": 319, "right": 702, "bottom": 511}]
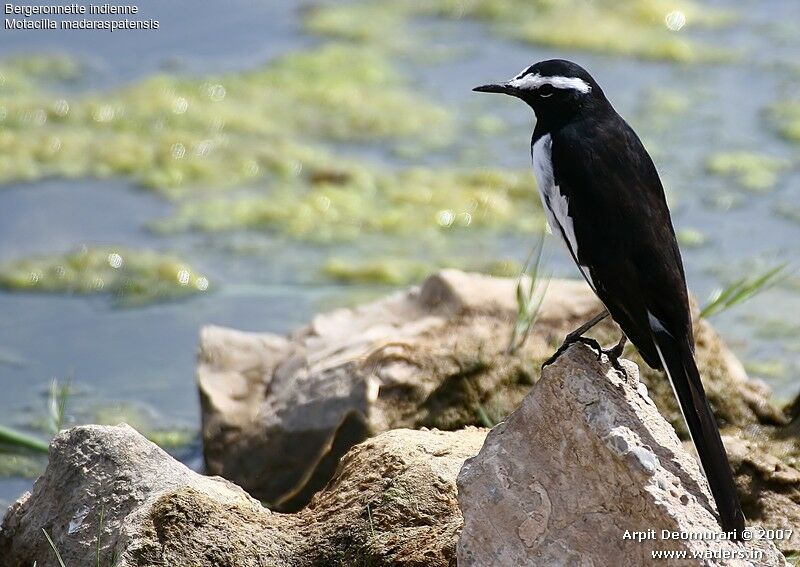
[
  {"left": 531, "top": 134, "right": 579, "bottom": 255},
  {"left": 531, "top": 134, "right": 594, "bottom": 289}
]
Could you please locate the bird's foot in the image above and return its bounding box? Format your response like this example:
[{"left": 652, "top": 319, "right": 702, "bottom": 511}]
[
  {"left": 542, "top": 310, "right": 609, "bottom": 368},
  {"left": 605, "top": 335, "right": 629, "bottom": 380},
  {"left": 542, "top": 331, "right": 628, "bottom": 380},
  {"left": 542, "top": 334, "right": 604, "bottom": 368}
]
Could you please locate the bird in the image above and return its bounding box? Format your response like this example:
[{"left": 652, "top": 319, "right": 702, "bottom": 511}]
[{"left": 474, "top": 59, "right": 745, "bottom": 536}]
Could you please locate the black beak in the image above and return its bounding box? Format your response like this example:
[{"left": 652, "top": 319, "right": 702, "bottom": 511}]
[{"left": 472, "top": 82, "right": 516, "bottom": 95}]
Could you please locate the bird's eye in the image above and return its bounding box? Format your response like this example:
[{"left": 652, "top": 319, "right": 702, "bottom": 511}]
[{"left": 538, "top": 84, "right": 555, "bottom": 98}]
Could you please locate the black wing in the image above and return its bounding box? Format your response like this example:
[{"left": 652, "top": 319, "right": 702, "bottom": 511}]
[
  {"left": 550, "top": 112, "right": 746, "bottom": 534},
  {"left": 550, "top": 112, "right": 690, "bottom": 368}
]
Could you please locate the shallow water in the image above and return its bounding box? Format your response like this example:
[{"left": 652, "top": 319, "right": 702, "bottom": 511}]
[{"left": 1, "top": 0, "right": 799, "bottom": 507}]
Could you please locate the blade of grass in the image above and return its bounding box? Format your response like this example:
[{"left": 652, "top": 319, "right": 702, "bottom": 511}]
[
  {"left": 96, "top": 505, "right": 105, "bottom": 567},
  {"left": 42, "top": 528, "right": 67, "bottom": 567},
  {"left": 47, "top": 377, "right": 71, "bottom": 435},
  {"left": 475, "top": 403, "right": 496, "bottom": 428},
  {"left": 700, "top": 263, "right": 787, "bottom": 318},
  {"left": 0, "top": 425, "right": 49, "bottom": 453},
  {"left": 507, "top": 233, "right": 550, "bottom": 354},
  {"left": 366, "top": 503, "right": 376, "bottom": 539}
]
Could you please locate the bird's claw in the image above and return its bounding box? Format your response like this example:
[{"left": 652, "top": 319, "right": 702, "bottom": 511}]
[
  {"left": 605, "top": 335, "right": 629, "bottom": 380},
  {"left": 542, "top": 333, "right": 629, "bottom": 381},
  {"left": 542, "top": 335, "right": 603, "bottom": 368}
]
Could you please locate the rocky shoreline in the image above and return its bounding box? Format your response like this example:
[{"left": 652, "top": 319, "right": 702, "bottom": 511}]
[{"left": 2, "top": 270, "right": 798, "bottom": 566}]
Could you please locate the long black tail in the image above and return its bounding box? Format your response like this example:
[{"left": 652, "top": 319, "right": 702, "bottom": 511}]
[{"left": 651, "top": 326, "right": 746, "bottom": 537}]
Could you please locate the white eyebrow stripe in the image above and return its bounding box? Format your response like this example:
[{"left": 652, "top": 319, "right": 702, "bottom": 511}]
[
  {"left": 513, "top": 66, "right": 532, "bottom": 80},
  {"left": 508, "top": 73, "right": 592, "bottom": 94}
]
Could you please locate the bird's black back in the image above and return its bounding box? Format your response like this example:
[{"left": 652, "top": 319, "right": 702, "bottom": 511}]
[
  {"left": 546, "top": 103, "right": 745, "bottom": 534},
  {"left": 546, "top": 107, "right": 691, "bottom": 369}
]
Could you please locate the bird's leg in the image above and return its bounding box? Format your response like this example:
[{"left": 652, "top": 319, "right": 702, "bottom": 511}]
[
  {"left": 542, "top": 309, "right": 609, "bottom": 367},
  {"left": 564, "top": 309, "right": 610, "bottom": 341},
  {"left": 606, "top": 333, "right": 627, "bottom": 359},
  {"left": 605, "top": 333, "right": 629, "bottom": 379}
]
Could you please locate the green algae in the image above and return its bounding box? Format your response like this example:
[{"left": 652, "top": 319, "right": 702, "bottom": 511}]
[
  {"left": 676, "top": 227, "right": 708, "bottom": 248},
  {"left": 635, "top": 88, "right": 692, "bottom": 132},
  {"left": 0, "top": 42, "right": 553, "bottom": 244},
  {"left": 741, "top": 315, "right": 800, "bottom": 341},
  {"left": 769, "top": 100, "right": 800, "bottom": 143},
  {"left": 305, "top": 0, "right": 733, "bottom": 63},
  {"left": 322, "top": 257, "right": 432, "bottom": 286},
  {"left": 320, "top": 255, "right": 525, "bottom": 285},
  {"left": 0, "top": 247, "right": 209, "bottom": 305},
  {"left": 0, "top": 453, "right": 45, "bottom": 478},
  {"left": 92, "top": 403, "right": 194, "bottom": 449},
  {"left": 774, "top": 202, "right": 800, "bottom": 225},
  {"left": 146, "top": 429, "right": 195, "bottom": 449},
  {"left": 0, "top": 423, "right": 48, "bottom": 478},
  {"left": 156, "top": 167, "right": 543, "bottom": 242},
  {"left": 0, "top": 45, "right": 450, "bottom": 195},
  {"left": 0, "top": 54, "right": 83, "bottom": 96},
  {"left": 305, "top": 3, "right": 410, "bottom": 46},
  {"left": 642, "top": 89, "right": 691, "bottom": 115},
  {"left": 745, "top": 359, "right": 790, "bottom": 380},
  {"left": 0, "top": 49, "right": 545, "bottom": 242},
  {"left": 705, "top": 151, "right": 790, "bottom": 192}
]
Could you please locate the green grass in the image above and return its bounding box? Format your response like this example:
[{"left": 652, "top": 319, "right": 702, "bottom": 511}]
[
  {"left": 0, "top": 377, "right": 69, "bottom": 455},
  {"left": 0, "top": 425, "right": 49, "bottom": 454},
  {"left": 40, "top": 507, "right": 120, "bottom": 567},
  {"left": 507, "top": 235, "right": 549, "bottom": 354},
  {"left": 474, "top": 403, "right": 498, "bottom": 429},
  {"left": 1, "top": 377, "right": 194, "bottom": 478},
  {"left": 366, "top": 503, "right": 376, "bottom": 539},
  {"left": 700, "top": 264, "right": 788, "bottom": 318},
  {"left": 47, "top": 378, "right": 71, "bottom": 435},
  {"left": 43, "top": 528, "right": 67, "bottom": 567}
]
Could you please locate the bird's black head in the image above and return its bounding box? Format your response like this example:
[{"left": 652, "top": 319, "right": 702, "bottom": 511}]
[{"left": 474, "top": 59, "right": 606, "bottom": 127}]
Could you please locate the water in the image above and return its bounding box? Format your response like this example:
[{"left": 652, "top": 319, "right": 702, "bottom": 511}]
[{"left": 1, "top": 0, "right": 799, "bottom": 506}]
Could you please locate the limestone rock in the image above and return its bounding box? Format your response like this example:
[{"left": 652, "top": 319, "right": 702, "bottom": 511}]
[
  {"left": 0, "top": 423, "right": 485, "bottom": 567},
  {"left": 198, "top": 270, "right": 783, "bottom": 508},
  {"left": 457, "top": 343, "right": 788, "bottom": 567}
]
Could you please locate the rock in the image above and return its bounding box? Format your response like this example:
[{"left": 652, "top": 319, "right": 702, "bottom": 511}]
[
  {"left": 727, "top": 435, "right": 800, "bottom": 556},
  {"left": 198, "top": 269, "right": 785, "bottom": 508},
  {"left": 0, "top": 423, "right": 485, "bottom": 567},
  {"left": 457, "top": 343, "right": 788, "bottom": 567}
]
